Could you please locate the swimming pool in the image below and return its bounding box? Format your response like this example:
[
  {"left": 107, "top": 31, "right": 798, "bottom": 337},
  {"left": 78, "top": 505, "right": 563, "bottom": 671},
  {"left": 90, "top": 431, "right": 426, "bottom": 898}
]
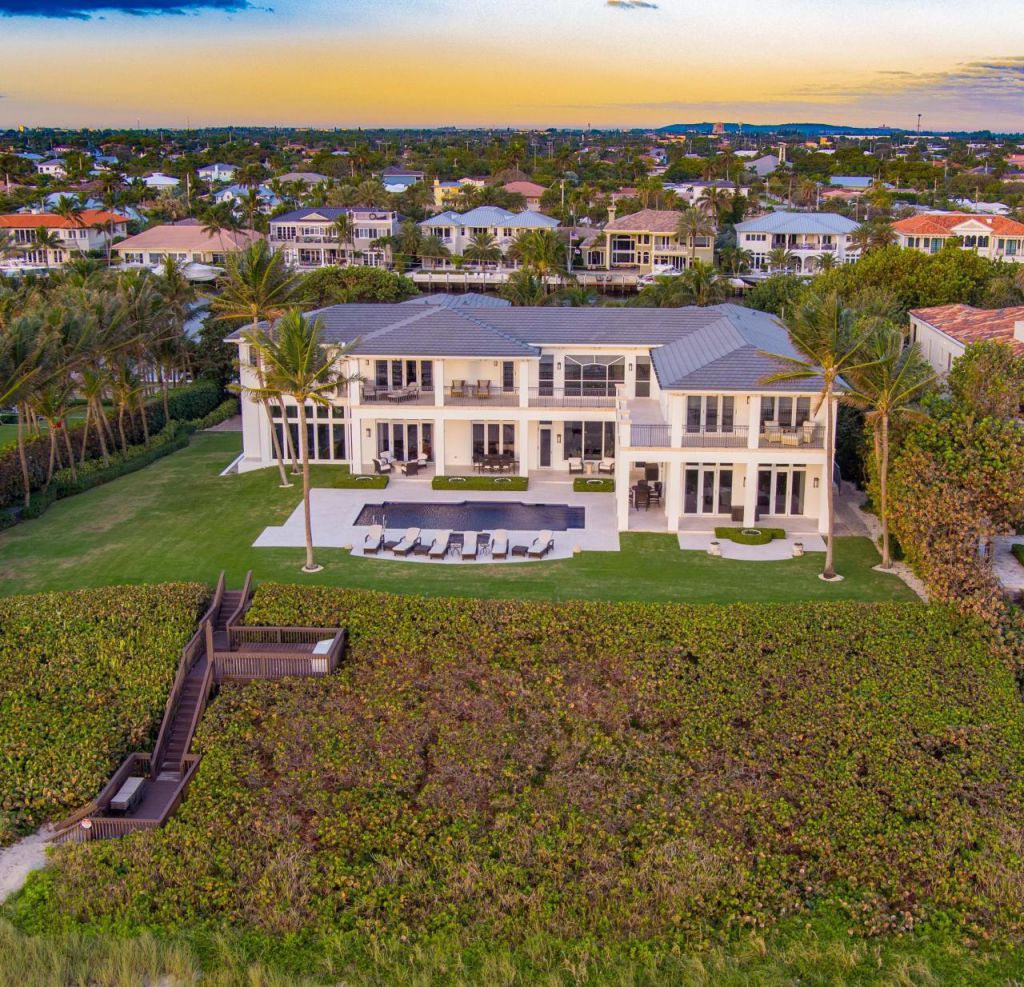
[{"left": 355, "top": 501, "right": 585, "bottom": 531}]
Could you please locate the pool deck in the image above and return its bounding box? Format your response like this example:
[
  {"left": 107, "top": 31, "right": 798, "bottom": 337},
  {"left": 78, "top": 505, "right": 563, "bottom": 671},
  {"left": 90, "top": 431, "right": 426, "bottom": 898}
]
[{"left": 253, "top": 474, "right": 620, "bottom": 561}]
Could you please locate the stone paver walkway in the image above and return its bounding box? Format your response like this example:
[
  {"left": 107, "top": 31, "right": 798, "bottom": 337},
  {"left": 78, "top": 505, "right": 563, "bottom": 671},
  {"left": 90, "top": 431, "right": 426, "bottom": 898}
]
[{"left": 993, "top": 536, "right": 1024, "bottom": 594}]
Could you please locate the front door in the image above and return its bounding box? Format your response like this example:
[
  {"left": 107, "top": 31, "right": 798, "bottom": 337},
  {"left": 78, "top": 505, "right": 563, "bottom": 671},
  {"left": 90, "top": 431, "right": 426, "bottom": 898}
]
[{"left": 539, "top": 427, "right": 552, "bottom": 468}]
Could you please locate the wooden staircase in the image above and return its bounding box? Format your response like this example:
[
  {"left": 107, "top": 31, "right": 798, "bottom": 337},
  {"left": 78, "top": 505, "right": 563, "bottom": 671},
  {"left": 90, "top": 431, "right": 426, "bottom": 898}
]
[{"left": 49, "top": 572, "right": 345, "bottom": 844}]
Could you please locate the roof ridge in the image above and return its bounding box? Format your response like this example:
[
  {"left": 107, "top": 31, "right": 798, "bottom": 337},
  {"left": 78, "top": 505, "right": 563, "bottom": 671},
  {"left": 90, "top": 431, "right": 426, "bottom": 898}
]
[{"left": 449, "top": 309, "right": 540, "bottom": 354}]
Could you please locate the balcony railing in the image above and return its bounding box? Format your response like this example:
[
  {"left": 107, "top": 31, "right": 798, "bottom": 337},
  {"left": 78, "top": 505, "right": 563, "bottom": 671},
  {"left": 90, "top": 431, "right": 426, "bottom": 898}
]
[
  {"left": 528, "top": 387, "right": 618, "bottom": 408},
  {"left": 629, "top": 424, "right": 672, "bottom": 447},
  {"left": 444, "top": 384, "right": 519, "bottom": 406},
  {"left": 680, "top": 426, "right": 749, "bottom": 448},
  {"left": 361, "top": 385, "right": 436, "bottom": 405}
]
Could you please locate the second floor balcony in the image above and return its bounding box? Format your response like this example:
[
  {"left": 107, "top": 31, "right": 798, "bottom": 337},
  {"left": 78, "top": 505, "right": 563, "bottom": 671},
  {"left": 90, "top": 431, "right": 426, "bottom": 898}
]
[{"left": 626, "top": 422, "right": 825, "bottom": 450}]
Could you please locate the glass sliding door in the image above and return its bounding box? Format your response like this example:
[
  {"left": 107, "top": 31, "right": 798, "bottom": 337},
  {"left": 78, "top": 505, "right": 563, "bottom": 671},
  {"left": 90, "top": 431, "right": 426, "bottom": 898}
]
[
  {"left": 682, "top": 465, "right": 734, "bottom": 516},
  {"left": 757, "top": 466, "right": 808, "bottom": 517}
]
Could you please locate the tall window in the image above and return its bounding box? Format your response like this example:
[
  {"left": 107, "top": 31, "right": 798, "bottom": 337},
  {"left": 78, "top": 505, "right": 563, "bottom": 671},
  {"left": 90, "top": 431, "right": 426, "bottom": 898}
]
[
  {"left": 374, "top": 359, "right": 432, "bottom": 390},
  {"left": 686, "top": 396, "right": 734, "bottom": 432},
  {"left": 563, "top": 420, "right": 615, "bottom": 460},
  {"left": 472, "top": 422, "right": 515, "bottom": 459},
  {"left": 271, "top": 404, "right": 347, "bottom": 461},
  {"left": 539, "top": 355, "right": 554, "bottom": 396},
  {"left": 760, "top": 396, "right": 811, "bottom": 427},
  {"left": 635, "top": 356, "right": 651, "bottom": 398},
  {"left": 564, "top": 355, "right": 625, "bottom": 397}
]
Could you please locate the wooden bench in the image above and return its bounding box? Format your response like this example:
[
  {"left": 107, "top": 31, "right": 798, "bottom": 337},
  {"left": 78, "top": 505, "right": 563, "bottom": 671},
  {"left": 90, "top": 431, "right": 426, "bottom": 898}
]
[{"left": 109, "top": 776, "right": 146, "bottom": 814}]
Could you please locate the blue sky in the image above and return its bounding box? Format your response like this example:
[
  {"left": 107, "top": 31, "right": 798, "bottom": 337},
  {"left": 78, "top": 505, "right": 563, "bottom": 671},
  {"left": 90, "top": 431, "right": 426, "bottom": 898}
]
[{"left": 2, "top": 0, "right": 1024, "bottom": 130}]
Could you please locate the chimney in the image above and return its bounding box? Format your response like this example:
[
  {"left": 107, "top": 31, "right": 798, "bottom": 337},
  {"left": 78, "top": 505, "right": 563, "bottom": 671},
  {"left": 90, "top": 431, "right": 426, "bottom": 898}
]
[
  {"left": 1014, "top": 321, "right": 1024, "bottom": 345},
  {"left": 607, "top": 203, "right": 617, "bottom": 223}
]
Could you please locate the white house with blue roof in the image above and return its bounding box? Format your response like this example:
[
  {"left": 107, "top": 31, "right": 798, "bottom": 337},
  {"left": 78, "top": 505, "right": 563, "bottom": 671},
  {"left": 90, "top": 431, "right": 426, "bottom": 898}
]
[
  {"left": 419, "top": 207, "right": 560, "bottom": 267},
  {"left": 230, "top": 303, "right": 834, "bottom": 534},
  {"left": 735, "top": 210, "right": 860, "bottom": 273}
]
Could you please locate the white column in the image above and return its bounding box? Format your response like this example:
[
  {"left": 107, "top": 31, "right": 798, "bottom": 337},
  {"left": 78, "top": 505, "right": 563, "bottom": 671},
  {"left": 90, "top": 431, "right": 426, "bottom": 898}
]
[
  {"left": 434, "top": 420, "right": 446, "bottom": 476},
  {"left": 519, "top": 419, "right": 531, "bottom": 476},
  {"left": 350, "top": 413, "right": 366, "bottom": 473},
  {"left": 817, "top": 466, "right": 829, "bottom": 534},
  {"left": 664, "top": 461, "right": 682, "bottom": 532},
  {"left": 434, "top": 359, "right": 445, "bottom": 406},
  {"left": 743, "top": 463, "right": 759, "bottom": 526},
  {"left": 669, "top": 395, "right": 682, "bottom": 448},
  {"left": 519, "top": 358, "right": 530, "bottom": 408},
  {"left": 747, "top": 395, "right": 760, "bottom": 449},
  {"left": 615, "top": 455, "right": 630, "bottom": 532}
]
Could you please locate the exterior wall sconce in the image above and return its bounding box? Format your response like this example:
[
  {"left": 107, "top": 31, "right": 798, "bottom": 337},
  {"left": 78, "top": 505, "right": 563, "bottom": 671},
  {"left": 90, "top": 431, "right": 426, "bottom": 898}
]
[
  {"left": 365, "top": 427, "right": 371, "bottom": 438},
  {"left": 556, "top": 434, "right": 562, "bottom": 443},
  {"left": 556, "top": 362, "right": 561, "bottom": 370},
  {"left": 628, "top": 363, "right": 633, "bottom": 371},
  {"left": 813, "top": 477, "right": 819, "bottom": 488}
]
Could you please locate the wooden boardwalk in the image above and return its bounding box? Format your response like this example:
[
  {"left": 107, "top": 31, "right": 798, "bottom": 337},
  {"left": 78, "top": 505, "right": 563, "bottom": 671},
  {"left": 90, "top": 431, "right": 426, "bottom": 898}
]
[{"left": 49, "top": 572, "right": 345, "bottom": 844}]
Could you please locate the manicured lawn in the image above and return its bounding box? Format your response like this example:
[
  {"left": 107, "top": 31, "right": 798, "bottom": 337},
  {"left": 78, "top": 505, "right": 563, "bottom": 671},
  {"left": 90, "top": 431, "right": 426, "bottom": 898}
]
[{"left": 0, "top": 432, "right": 916, "bottom": 603}]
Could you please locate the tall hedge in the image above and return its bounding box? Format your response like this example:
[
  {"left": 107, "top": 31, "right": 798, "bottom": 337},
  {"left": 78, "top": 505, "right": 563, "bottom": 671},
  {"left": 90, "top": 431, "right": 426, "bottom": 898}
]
[{"left": 0, "top": 380, "right": 222, "bottom": 510}]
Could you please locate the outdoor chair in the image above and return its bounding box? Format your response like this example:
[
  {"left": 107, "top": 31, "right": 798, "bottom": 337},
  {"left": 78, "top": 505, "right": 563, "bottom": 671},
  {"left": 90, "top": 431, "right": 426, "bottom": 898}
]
[
  {"left": 633, "top": 488, "right": 651, "bottom": 510},
  {"left": 527, "top": 530, "right": 555, "bottom": 559},
  {"left": 764, "top": 421, "right": 782, "bottom": 444},
  {"left": 801, "top": 420, "right": 817, "bottom": 444},
  {"left": 372, "top": 457, "right": 392, "bottom": 474},
  {"left": 392, "top": 527, "right": 421, "bottom": 556},
  {"left": 362, "top": 382, "right": 378, "bottom": 401},
  {"left": 363, "top": 524, "right": 384, "bottom": 555},
  {"left": 460, "top": 531, "right": 480, "bottom": 560},
  {"left": 401, "top": 460, "right": 420, "bottom": 477},
  {"left": 649, "top": 481, "right": 663, "bottom": 505},
  {"left": 429, "top": 531, "right": 452, "bottom": 559},
  {"left": 567, "top": 457, "right": 584, "bottom": 474},
  {"left": 491, "top": 529, "right": 509, "bottom": 559},
  {"left": 597, "top": 458, "right": 615, "bottom": 474},
  {"left": 475, "top": 380, "right": 492, "bottom": 399},
  {"left": 450, "top": 379, "right": 466, "bottom": 398}
]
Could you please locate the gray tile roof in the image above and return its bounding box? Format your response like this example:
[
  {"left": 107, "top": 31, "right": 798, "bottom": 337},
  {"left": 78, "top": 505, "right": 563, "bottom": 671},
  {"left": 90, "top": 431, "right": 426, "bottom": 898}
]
[
  {"left": 228, "top": 301, "right": 823, "bottom": 391},
  {"left": 735, "top": 210, "right": 859, "bottom": 236},
  {"left": 401, "top": 293, "right": 512, "bottom": 308}
]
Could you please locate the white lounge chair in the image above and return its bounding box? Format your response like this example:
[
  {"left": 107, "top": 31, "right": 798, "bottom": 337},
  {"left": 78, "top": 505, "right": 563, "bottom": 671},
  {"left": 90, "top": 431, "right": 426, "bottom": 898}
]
[
  {"left": 491, "top": 529, "right": 509, "bottom": 559},
  {"left": 428, "top": 530, "right": 452, "bottom": 558},
  {"left": 597, "top": 458, "right": 615, "bottom": 474},
  {"left": 392, "top": 527, "right": 421, "bottom": 556},
  {"left": 363, "top": 524, "right": 384, "bottom": 555},
  {"left": 527, "top": 530, "right": 554, "bottom": 558},
  {"left": 460, "top": 531, "right": 479, "bottom": 559}
]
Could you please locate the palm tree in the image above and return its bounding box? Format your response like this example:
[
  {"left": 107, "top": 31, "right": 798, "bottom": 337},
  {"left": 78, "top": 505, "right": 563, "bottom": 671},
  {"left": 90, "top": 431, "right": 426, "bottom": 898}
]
[
  {"left": 53, "top": 196, "right": 85, "bottom": 255},
  {"left": 418, "top": 234, "right": 451, "bottom": 269},
  {"left": 464, "top": 231, "right": 502, "bottom": 271},
  {"left": 31, "top": 227, "right": 63, "bottom": 273},
  {"left": 209, "top": 240, "right": 301, "bottom": 486},
  {"left": 760, "top": 292, "right": 878, "bottom": 580},
  {"left": 678, "top": 261, "right": 727, "bottom": 306},
  {"left": 508, "top": 229, "right": 567, "bottom": 291},
  {"left": 767, "top": 245, "right": 797, "bottom": 274},
  {"left": 0, "top": 314, "right": 49, "bottom": 507},
  {"left": 355, "top": 179, "right": 387, "bottom": 207},
  {"left": 718, "top": 245, "right": 753, "bottom": 274},
  {"left": 242, "top": 310, "right": 356, "bottom": 572},
  {"left": 812, "top": 252, "right": 838, "bottom": 273},
  {"left": 844, "top": 327, "right": 935, "bottom": 568},
  {"left": 331, "top": 213, "right": 353, "bottom": 265},
  {"left": 500, "top": 268, "right": 547, "bottom": 306},
  {"left": 675, "top": 205, "right": 717, "bottom": 266}
]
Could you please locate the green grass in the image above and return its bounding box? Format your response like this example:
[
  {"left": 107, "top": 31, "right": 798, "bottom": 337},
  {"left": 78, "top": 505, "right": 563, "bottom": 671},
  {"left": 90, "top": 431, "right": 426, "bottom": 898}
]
[
  {"left": 0, "top": 433, "right": 916, "bottom": 603},
  {"left": 574, "top": 476, "right": 614, "bottom": 492}
]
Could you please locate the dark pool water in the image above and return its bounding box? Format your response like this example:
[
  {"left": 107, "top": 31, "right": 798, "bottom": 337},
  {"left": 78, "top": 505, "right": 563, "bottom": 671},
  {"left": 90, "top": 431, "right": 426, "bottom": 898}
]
[{"left": 355, "top": 501, "right": 585, "bottom": 531}]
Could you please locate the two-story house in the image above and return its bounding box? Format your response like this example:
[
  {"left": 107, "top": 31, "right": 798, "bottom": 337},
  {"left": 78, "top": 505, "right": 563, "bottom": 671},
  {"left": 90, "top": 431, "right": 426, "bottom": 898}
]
[
  {"left": 197, "top": 163, "right": 238, "bottom": 184},
  {"left": 734, "top": 211, "right": 860, "bottom": 273},
  {"left": 580, "top": 208, "right": 716, "bottom": 275},
  {"left": 36, "top": 158, "right": 66, "bottom": 179},
  {"left": 909, "top": 304, "right": 1024, "bottom": 375},
  {"left": 268, "top": 207, "right": 400, "bottom": 271},
  {"left": 892, "top": 212, "right": 1024, "bottom": 263},
  {"left": 229, "top": 302, "right": 834, "bottom": 535},
  {"left": 418, "top": 206, "right": 560, "bottom": 266},
  {"left": 0, "top": 209, "right": 129, "bottom": 270}
]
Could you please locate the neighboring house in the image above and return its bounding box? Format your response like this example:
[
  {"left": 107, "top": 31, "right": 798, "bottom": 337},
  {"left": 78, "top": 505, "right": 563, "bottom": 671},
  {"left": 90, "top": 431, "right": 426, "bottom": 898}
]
[
  {"left": 274, "top": 171, "right": 330, "bottom": 187},
  {"left": 580, "top": 207, "right": 715, "bottom": 274},
  {"left": 0, "top": 209, "right": 129, "bottom": 269},
  {"left": 229, "top": 302, "right": 835, "bottom": 535},
  {"left": 502, "top": 181, "right": 548, "bottom": 211},
  {"left": 734, "top": 211, "right": 860, "bottom": 273},
  {"left": 142, "top": 172, "right": 180, "bottom": 190},
  {"left": 197, "top": 163, "right": 238, "bottom": 183},
  {"left": 381, "top": 167, "right": 424, "bottom": 193},
  {"left": 747, "top": 154, "right": 781, "bottom": 177},
  {"left": 36, "top": 158, "right": 66, "bottom": 178},
  {"left": 268, "top": 206, "right": 399, "bottom": 270},
  {"left": 213, "top": 183, "right": 281, "bottom": 212},
  {"left": 950, "top": 198, "right": 1011, "bottom": 216},
  {"left": 892, "top": 212, "right": 1024, "bottom": 263},
  {"left": 419, "top": 206, "right": 560, "bottom": 266},
  {"left": 667, "top": 180, "right": 749, "bottom": 206},
  {"left": 112, "top": 221, "right": 262, "bottom": 266},
  {"left": 909, "top": 304, "right": 1024, "bottom": 375},
  {"left": 431, "top": 176, "right": 486, "bottom": 209}
]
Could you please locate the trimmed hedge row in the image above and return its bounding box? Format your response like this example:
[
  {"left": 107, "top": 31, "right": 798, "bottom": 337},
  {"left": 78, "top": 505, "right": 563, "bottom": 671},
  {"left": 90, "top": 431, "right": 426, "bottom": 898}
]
[
  {"left": 574, "top": 477, "right": 614, "bottom": 492},
  {"left": 432, "top": 476, "right": 529, "bottom": 491},
  {"left": 2, "top": 398, "right": 239, "bottom": 529},
  {"left": 0, "top": 583, "right": 209, "bottom": 845},
  {"left": 0, "top": 380, "right": 223, "bottom": 510},
  {"left": 37, "top": 587, "right": 1024, "bottom": 949},
  {"left": 332, "top": 473, "right": 389, "bottom": 489}
]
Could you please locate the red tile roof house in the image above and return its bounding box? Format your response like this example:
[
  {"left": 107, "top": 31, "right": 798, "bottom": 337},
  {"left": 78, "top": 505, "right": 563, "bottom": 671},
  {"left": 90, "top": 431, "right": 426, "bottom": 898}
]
[
  {"left": 892, "top": 212, "right": 1024, "bottom": 263},
  {"left": 909, "top": 304, "right": 1024, "bottom": 374},
  {"left": 501, "top": 181, "right": 548, "bottom": 211},
  {"left": 0, "top": 209, "right": 129, "bottom": 269},
  {"left": 112, "top": 223, "right": 263, "bottom": 267}
]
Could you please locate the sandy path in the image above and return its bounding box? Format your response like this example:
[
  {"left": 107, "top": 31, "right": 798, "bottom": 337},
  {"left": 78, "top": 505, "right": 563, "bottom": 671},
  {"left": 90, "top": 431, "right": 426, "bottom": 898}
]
[{"left": 0, "top": 830, "right": 49, "bottom": 903}]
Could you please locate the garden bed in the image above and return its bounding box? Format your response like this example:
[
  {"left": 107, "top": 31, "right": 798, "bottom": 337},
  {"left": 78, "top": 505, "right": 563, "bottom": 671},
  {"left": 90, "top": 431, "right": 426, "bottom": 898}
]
[
  {"left": 573, "top": 477, "right": 614, "bottom": 492},
  {"left": 432, "top": 476, "right": 529, "bottom": 491},
  {"left": 714, "top": 526, "right": 786, "bottom": 546}
]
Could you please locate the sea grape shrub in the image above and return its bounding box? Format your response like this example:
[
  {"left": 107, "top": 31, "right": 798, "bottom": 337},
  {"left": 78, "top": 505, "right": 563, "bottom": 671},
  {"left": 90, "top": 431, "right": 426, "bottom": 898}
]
[
  {"left": 40, "top": 588, "right": 1024, "bottom": 948},
  {"left": 0, "top": 583, "right": 209, "bottom": 841}
]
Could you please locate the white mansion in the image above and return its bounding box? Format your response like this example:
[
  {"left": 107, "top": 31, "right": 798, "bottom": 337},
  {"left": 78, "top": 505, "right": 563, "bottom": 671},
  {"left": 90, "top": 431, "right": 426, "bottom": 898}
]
[{"left": 231, "top": 302, "right": 834, "bottom": 534}]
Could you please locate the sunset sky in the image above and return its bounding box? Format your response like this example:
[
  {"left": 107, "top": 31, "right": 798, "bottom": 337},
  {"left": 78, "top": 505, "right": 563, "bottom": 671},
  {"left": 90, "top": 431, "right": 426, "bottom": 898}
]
[{"left": 3, "top": 0, "right": 1024, "bottom": 130}]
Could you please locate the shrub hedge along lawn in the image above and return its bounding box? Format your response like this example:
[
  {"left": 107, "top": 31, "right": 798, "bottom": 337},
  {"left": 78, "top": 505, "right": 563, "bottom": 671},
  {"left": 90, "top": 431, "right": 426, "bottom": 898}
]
[
  {"left": 714, "top": 526, "right": 787, "bottom": 546},
  {"left": 431, "top": 476, "right": 529, "bottom": 491},
  {"left": 573, "top": 477, "right": 614, "bottom": 492},
  {"left": 28, "top": 585, "right": 1024, "bottom": 963},
  {"left": 0, "top": 583, "right": 208, "bottom": 844}
]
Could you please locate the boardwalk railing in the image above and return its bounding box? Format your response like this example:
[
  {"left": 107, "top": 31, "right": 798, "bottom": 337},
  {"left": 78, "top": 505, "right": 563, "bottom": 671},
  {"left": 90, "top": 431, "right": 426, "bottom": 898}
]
[
  {"left": 213, "top": 628, "right": 346, "bottom": 683},
  {"left": 151, "top": 573, "right": 224, "bottom": 777}
]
